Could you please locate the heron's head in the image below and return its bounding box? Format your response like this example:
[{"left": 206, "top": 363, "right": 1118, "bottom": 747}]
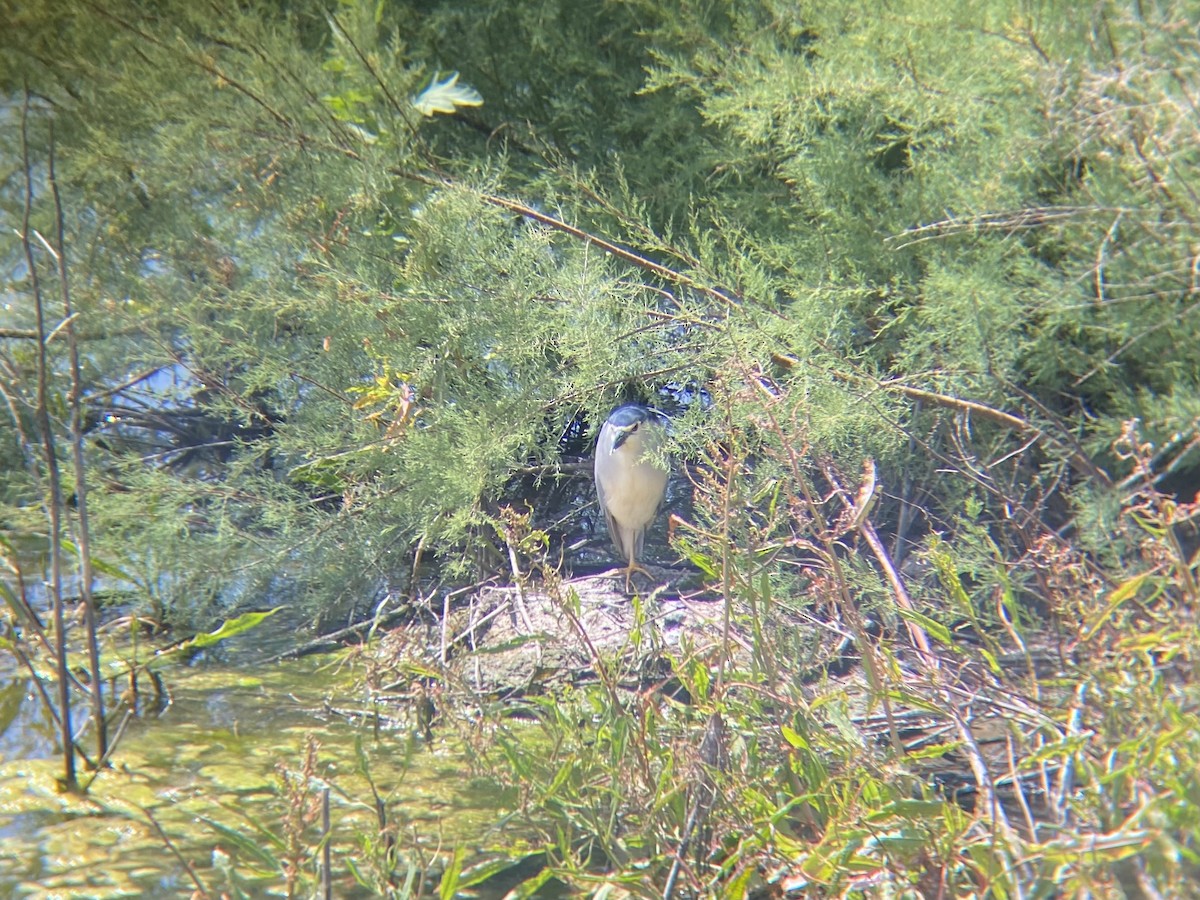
[{"left": 604, "top": 405, "right": 667, "bottom": 453}]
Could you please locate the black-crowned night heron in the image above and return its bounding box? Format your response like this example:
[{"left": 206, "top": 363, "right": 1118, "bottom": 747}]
[{"left": 593, "top": 404, "right": 669, "bottom": 592}]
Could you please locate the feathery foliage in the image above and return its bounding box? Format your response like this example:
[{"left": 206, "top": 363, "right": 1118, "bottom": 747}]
[{"left": 2, "top": 0, "right": 1200, "bottom": 893}]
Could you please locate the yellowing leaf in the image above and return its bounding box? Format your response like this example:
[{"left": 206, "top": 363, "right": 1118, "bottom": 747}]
[{"left": 413, "top": 71, "right": 483, "bottom": 117}]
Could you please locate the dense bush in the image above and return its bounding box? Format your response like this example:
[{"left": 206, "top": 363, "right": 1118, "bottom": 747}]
[{"left": 2, "top": 0, "right": 1199, "bottom": 894}]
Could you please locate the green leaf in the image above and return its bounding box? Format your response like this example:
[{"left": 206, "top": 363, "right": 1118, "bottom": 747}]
[
  {"left": 868, "top": 799, "right": 949, "bottom": 821},
  {"left": 723, "top": 863, "right": 756, "bottom": 900},
  {"left": 503, "top": 868, "right": 555, "bottom": 898},
  {"left": 438, "top": 846, "right": 466, "bottom": 900},
  {"left": 1084, "top": 573, "right": 1153, "bottom": 640},
  {"left": 978, "top": 646, "right": 1002, "bottom": 676},
  {"left": 178, "top": 607, "right": 283, "bottom": 652},
  {"left": 905, "top": 740, "right": 962, "bottom": 761},
  {"left": 1019, "top": 734, "right": 1091, "bottom": 768},
  {"left": 346, "top": 856, "right": 371, "bottom": 888},
  {"left": 457, "top": 854, "right": 535, "bottom": 888},
  {"left": 413, "top": 72, "right": 483, "bottom": 116},
  {"left": 545, "top": 757, "right": 576, "bottom": 795},
  {"left": 781, "top": 724, "right": 810, "bottom": 750},
  {"left": 468, "top": 633, "right": 555, "bottom": 654},
  {"left": 195, "top": 815, "right": 281, "bottom": 871},
  {"left": 60, "top": 539, "right": 135, "bottom": 582},
  {"left": 685, "top": 549, "right": 719, "bottom": 578},
  {"left": 895, "top": 606, "right": 953, "bottom": 647}
]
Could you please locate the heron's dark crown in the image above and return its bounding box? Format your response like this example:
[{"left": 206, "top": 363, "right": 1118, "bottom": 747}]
[{"left": 607, "top": 404, "right": 666, "bottom": 429}]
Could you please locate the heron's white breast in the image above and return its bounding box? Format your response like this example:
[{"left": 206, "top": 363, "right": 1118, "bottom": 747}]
[{"left": 601, "top": 431, "right": 668, "bottom": 528}]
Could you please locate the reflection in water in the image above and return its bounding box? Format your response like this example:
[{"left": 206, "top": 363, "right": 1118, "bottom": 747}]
[
  {"left": 0, "top": 649, "right": 516, "bottom": 898},
  {"left": 0, "top": 676, "right": 59, "bottom": 764}
]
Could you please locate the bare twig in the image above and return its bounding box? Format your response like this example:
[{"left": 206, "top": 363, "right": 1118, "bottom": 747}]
[
  {"left": 0, "top": 326, "right": 39, "bottom": 339},
  {"left": 21, "top": 86, "right": 76, "bottom": 792},
  {"left": 48, "top": 121, "right": 107, "bottom": 761},
  {"left": 742, "top": 368, "right": 905, "bottom": 753},
  {"left": 141, "top": 805, "right": 213, "bottom": 898},
  {"left": 820, "top": 457, "right": 938, "bottom": 671},
  {"left": 396, "top": 169, "right": 744, "bottom": 311},
  {"left": 875, "top": 380, "right": 1113, "bottom": 488},
  {"left": 80, "top": 0, "right": 293, "bottom": 129},
  {"left": 325, "top": 11, "right": 419, "bottom": 138},
  {"left": 949, "top": 703, "right": 1027, "bottom": 898},
  {"left": 80, "top": 709, "right": 135, "bottom": 792},
  {"left": 320, "top": 788, "right": 332, "bottom": 900},
  {"left": 1006, "top": 734, "right": 1039, "bottom": 840},
  {"left": 887, "top": 206, "right": 1130, "bottom": 250}
]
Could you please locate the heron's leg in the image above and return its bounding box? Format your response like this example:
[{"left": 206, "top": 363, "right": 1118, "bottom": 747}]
[{"left": 622, "top": 549, "right": 654, "bottom": 593}]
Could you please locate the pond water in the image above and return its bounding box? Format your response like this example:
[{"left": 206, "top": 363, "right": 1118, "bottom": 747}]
[{"left": 0, "top": 641, "right": 521, "bottom": 898}]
